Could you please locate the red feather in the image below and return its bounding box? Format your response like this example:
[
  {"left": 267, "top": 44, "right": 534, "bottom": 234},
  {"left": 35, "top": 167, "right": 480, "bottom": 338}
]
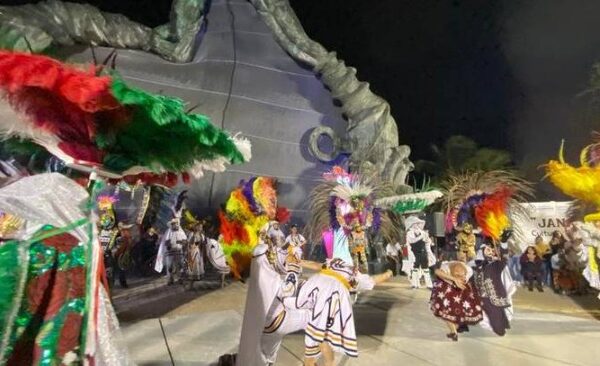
[
  {"left": 276, "top": 206, "right": 291, "bottom": 224},
  {"left": 0, "top": 51, "right": 124, "bottom": 162},
  {"left": 474, "top": 188, "right": 512, "bottom": 241}
]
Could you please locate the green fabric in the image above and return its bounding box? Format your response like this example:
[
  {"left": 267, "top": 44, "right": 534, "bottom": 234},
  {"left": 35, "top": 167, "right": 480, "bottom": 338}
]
[
  {"left": 97, "top": 76, "right": 245, "bottom": 173},
  {"left": 0, "top": 241, "right": 28, "bottom": 363},
  {"left": 391, "top": 199, "right": 430, "bottom": 215},
  {"left": 0, "top": 138, "right": 45, "bottom": 157},
  {"left": 0, "top": 222, "right": 90, "bottom": 365}
]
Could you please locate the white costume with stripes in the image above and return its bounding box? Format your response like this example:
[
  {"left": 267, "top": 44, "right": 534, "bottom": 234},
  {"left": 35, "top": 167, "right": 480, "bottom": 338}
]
[{"left": 236, "top": 243, "right": 309, "bottom": 366}]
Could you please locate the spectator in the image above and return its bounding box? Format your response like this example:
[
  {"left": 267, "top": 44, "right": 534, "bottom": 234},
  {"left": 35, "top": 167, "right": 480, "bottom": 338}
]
[
  {"left": 385, "top": 241, "right": 402, "bottom": 276},
  {"left": 520, "top": 245, "right": 545, "bottom": 292}
]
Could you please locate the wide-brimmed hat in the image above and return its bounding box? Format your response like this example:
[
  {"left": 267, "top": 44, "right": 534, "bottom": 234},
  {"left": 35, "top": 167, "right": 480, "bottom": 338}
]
[
  {"left": 118, "top": 222, "right": 134, "bottom": 230},
  {"left": 404, "top": 215, "right": 425, "bottom": 229}
]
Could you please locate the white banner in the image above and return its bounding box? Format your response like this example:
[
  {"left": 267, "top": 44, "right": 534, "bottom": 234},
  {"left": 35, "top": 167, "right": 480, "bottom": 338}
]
[{"left": 512, "top": 201, "right": 571, "bottom": 250}]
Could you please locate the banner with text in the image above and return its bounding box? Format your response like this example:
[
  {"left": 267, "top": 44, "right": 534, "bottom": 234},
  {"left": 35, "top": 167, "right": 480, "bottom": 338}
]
[{"left": 512, "top": 201, "right": 571, "bottom": 250}]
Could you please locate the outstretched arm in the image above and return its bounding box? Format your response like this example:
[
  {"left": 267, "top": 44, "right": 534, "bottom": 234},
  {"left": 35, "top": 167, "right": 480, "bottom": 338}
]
[
  {"left": 300, "top": 260, "right": 323, "bottom": 271},
  {"left": 371, "top": 270, "right": 393, "bottom": 285}
]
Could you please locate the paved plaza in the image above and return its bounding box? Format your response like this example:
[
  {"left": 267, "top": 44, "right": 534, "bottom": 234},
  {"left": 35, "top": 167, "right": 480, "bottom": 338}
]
[{"left": 115, "top": 276, "right": 600, "bottom": 366}]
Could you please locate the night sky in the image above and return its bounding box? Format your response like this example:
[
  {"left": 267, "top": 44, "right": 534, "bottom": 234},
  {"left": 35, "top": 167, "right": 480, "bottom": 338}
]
[
  {"left": 290, "top": 0, "right": 600, "bottom": 200},
  {"left": 290, "top": 0, "right": 516, "bottom": 162}
]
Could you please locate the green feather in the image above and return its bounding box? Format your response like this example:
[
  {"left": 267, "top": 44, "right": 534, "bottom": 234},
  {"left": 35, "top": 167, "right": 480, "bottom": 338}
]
[{"left": 98, "top": 76, "right": 245, "bottom": 173}]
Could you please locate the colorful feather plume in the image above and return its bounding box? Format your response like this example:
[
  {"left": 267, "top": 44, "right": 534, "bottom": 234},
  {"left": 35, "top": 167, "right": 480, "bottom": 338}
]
[
  {"left": 376, "top": 190, "right": 443, "bottom": 215},
  {"left": 96, "top": 195, "right": 117, "bottom": 211},
  {"left": 474, "top": 188, "right": 512, "bottom": 241},
  {"left": 218, "top": 177, "right": 286, "bottom": 279},
  {"left": 0, "top": 51, "right": 251, "bottom": 183},
  {"left": 308, "top": 166, "right": 401, "bottom": 244},
  {"left": 545, "top": 139, "right": 600, "bottom": 222},
  {"left": 441, "top": 170, "right": 533, "bottom": 239}
]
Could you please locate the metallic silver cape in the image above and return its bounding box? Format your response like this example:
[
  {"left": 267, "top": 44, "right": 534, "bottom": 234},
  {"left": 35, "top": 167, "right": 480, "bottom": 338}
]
[{"left": 0, "top": 173, "right": 134, "bottom": 365}]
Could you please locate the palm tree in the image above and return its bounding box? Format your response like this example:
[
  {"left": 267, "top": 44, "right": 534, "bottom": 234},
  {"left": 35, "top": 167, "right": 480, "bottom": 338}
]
[{"left": 415, "top": 135, "right": 512, "bottom": 183}]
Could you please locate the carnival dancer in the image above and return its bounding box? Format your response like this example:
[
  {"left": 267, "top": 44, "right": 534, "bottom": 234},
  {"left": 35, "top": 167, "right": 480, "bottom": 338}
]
[
  {"left": 188, "top": 222, "right": 207, "bottom": 280},
  {"left": 431, "top": 260, "right": 483, "bottom": 341},
  {"left": 113, "top": 222, "right": 134, "bottom": 288},
  {"left": 473, "top": 244, "right": 516, "bottom": 336},
  {"left": 405, "top": 215, "right": 435, "bottom": 289},
  {"left": 456, "top": 223, "right": 477, "bottom": 262},
  {"left": 97, "top": 195, "right": 119, "bottom": 288},
  {"left": 0, "top": 173, "right": 134, "bottom": 365},
  {"left": 235, "top": 223, "right": 393, "bottom": 366},
  {"left": 208, "top": 234, "right": 231, "bottom": 273},
  {"left": 207, "top": 234, "right": 231, "bottom": 287},
  {"left": 285, "top": 223, "right": 306, "bottom": 261},
  {"left": 544, "top": 137, "right": 600, "bottom": 299},
  {"left": 385, "top": 241, "right": 402, "bottom": 276},
  {"left": 235, "top": 224, "right": 310, "bottom": 366},
  {"left": 269, "top": 221, "right": 286, "bottom": 248},
  {"left": 307, "top": 166, "right": 400, "bottom": 269},
  {"left": 349, "top": 222, "right": 369, "bottom": 273},
  {"left": 155, "top": 218, "right": 188, "bottom": 285},
  {"left": 295, "top": 259, "right": 392, "bottom": 365}
]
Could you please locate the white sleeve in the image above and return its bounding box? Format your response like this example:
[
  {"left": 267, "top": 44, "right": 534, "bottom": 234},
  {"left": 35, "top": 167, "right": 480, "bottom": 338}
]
[
  {"left": 284, "top": 235, "right": 291, "bottom": 244},
  {"left": 299, "top": 235, "right": 306, "bottom": 243},
  {"left": 355, "top": 273, "right": 375, "bottom": 291},
  {"left": 439, "top": 261, "right": 450, "bottom": 274},
  {"left": 465, "top": 265, "right": 474, "bottom": 281}
]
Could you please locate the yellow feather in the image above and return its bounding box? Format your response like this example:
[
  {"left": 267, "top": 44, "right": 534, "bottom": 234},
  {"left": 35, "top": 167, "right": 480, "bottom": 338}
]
[{"left": 546, "top": 160, "right": 600, "bottom": 208}]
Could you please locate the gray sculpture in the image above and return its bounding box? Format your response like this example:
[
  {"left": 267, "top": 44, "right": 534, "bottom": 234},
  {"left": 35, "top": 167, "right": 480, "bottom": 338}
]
[
  {"left": 0, "top": 0, "right": 414, "bottom": 214},
  {"left": 251, "top": 0, "right": 414, "bottom": 193},
  {"left": 0, "top": 0, "right": 204, "bottom": 63}
]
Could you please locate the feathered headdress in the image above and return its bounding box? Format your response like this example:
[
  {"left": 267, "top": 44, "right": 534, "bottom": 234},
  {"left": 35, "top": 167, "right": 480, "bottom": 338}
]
[
  {"left": 218, "top": 177, "right": 288, "bottom": 278},
  {"left": 545, "top": 138, "right": 600, "bottom": 222},
  {"left": 0, "top": 51, "right": 251, "bottom": 183},
  {"left": 376, "top": 190, "right": 444, "bottom": 215},
  {"left": 441, "top": 170, "right": 532, "bottom": 241},
  {"left": 307, "top": 166, "right": 400, "bottom": 244},
  {"left": 96, "top": 195, "right": 118, "bottom": 211},
  {"left": 0, "top": 211, "right": 24, "bottom": 238}
]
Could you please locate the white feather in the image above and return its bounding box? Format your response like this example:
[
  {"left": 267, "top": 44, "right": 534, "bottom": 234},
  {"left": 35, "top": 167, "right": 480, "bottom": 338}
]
[
  {"left": 375, "top": 190, "right": 444, "bottom": 208},
  {"left": 232, "top": 133, "right": 252, "bottom": 162}
]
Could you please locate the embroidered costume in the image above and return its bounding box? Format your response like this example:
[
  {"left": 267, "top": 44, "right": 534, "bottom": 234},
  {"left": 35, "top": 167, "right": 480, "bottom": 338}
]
[
  {"left": 544, "top": 138, "right": 600, "bottom": 299},
  {"left": 236, "top": 226, "right": 308, "bottom": 366},
  {"left": 430, "top": 261, "right": 483, "bottom": 326},
  {"left": 473, "top": 245, "right": 516, "bottom": 336},
  {"left": 294, "top": 259, "right": 372, "bottom": 360},
  {"left": 404, "top": 215, "right": 436, "bottom": 289},
  {"left": 307, "top": 166, "right": 399, "bottom": 272},
  {"left": 0, "top": 173, "right": 133, "bottom": 365}
]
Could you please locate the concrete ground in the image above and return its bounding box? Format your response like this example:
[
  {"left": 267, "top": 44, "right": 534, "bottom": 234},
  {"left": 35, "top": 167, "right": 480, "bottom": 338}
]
[{"left": 115, "top": 276, "right": 600, "bottom": 366}]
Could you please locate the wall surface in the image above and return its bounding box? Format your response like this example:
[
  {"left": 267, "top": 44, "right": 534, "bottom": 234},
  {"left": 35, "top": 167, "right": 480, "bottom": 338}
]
[{"left": 60, "top": 0, "right": 345, "bottom": 222}]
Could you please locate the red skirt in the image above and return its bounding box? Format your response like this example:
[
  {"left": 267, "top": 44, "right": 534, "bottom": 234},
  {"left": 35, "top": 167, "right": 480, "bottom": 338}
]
[{"left": 430, "top": 280, "right": 483, "bottom": 325}]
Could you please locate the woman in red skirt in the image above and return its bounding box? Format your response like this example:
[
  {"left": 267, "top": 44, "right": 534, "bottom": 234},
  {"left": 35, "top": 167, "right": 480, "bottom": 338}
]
[{"left": 430, "top": 261, "right": 483, "bottom": 341}]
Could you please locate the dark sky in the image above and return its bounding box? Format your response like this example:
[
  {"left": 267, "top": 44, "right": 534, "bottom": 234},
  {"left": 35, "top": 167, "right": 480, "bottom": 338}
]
[
  {"left": 290, "top": 0, "right": 600, "bottom": 200},
  {"left": 290, "top": 0, "right": 517, "bottom": 162}
]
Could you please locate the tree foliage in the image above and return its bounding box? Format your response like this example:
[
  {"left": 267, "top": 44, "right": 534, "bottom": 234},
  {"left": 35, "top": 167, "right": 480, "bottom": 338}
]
[{"left": 415, "top": 135, "right": 512, "bottom": 182}]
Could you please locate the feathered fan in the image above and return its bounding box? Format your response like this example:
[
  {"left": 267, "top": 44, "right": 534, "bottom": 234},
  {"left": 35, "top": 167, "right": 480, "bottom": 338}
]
[
  {"left": 307, "top": 166, "right": 401, "bottom": 245},
  {"left": 441, "top": 170, "right": 533, "bottom": 241},
  {"left": 0, "top": 51, "right": 251, "bottom": 182},
  {"left": 218, "top": 177, "right": 289, "bottom": 279},
  {"left": 545, "top": 138, "right": 600, "bottom": 222}
]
